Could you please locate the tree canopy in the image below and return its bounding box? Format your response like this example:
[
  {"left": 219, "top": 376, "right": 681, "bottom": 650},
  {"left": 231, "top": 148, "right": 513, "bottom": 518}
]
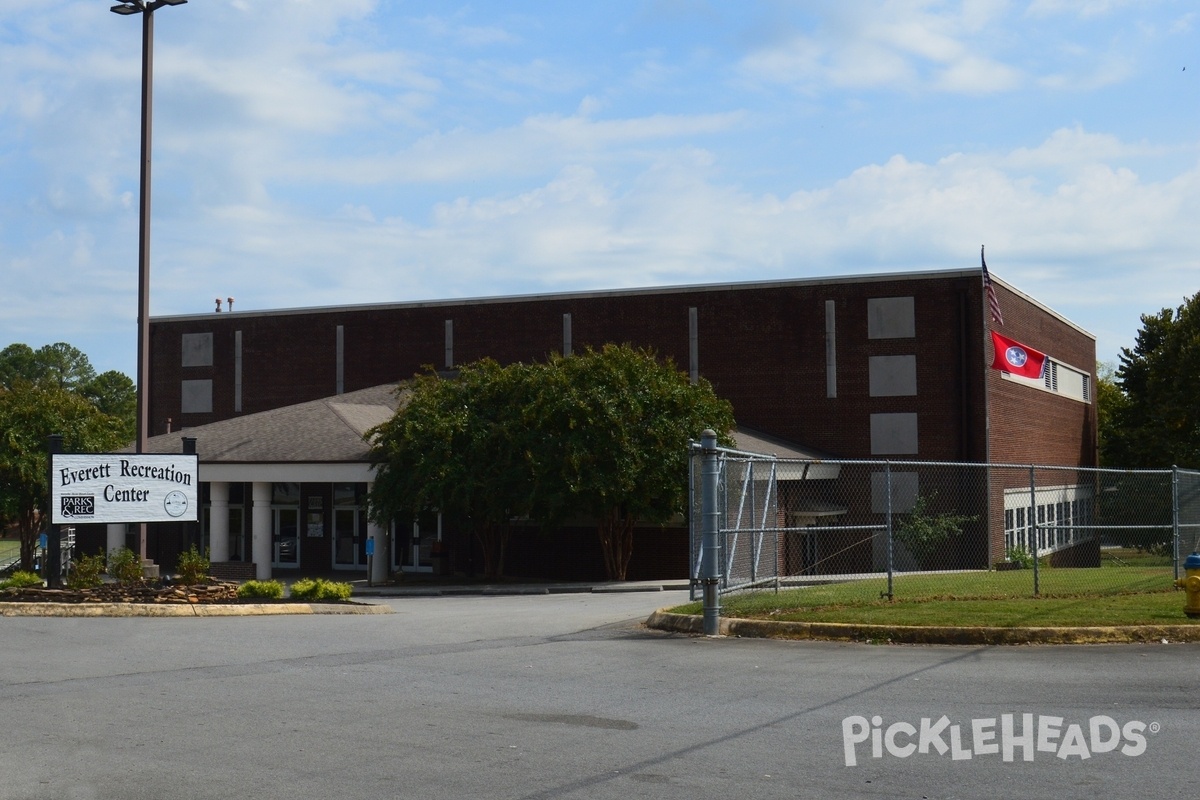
[
  {"left": 367, "top": 345, "right": 735, "bottom": 579},
  {"left": 0, "top": 380, "right": 129, "bottom": 569},
  {"left": 0, "top": 342, "right": 135, "bottom": 443},
  {"left": 1104, "top": 292, "right": 1200, "bottom": 468},
  {"left": 0, "top": 342, "right": 96, "bottom": 392}
]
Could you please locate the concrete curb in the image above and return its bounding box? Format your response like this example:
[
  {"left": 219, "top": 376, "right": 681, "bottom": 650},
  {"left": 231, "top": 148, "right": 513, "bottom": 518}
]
[
  {"left": 354, "top": 582, "right": 687, "bottom": 597},
  {"left": 0, "top": 602, "right": 394, "bottom": 618},
  {"left": 645, "top": 609, "right": 1200, "bottom": 645}
]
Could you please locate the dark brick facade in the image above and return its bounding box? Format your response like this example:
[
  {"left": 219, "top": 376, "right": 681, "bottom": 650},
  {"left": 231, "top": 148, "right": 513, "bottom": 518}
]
[
  {"left": 147, "top": 270, "right": 1096, "bottom": 578},
  {"left": 154, "top": 270, "right": 1086, "bottom": 463}
]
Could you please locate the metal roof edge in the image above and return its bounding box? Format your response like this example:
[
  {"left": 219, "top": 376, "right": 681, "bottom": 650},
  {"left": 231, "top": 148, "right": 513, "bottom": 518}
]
[{"left": 152, "top": 268, "right": 981, "bottom": 323}]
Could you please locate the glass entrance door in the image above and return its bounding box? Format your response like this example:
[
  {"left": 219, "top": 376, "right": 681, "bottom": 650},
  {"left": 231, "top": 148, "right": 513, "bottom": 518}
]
[
  {"left": 332, "top": 507, "right": 362, "bottom": 569},
  {"left": 401, "top": 511, "right": 440, "bottom": 572},
  {"left": 273, "top": 508, "right": 299, "bottom": 568}
]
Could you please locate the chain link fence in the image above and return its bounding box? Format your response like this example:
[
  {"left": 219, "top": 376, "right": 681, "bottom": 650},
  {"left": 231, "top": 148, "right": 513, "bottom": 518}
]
[{"left": 688, "top": 443, "right": 1200, "bottom": 602}]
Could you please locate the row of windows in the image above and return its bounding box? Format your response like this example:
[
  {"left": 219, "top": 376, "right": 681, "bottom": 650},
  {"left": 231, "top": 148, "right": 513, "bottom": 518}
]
[{"left": 1003, "top": 495, "right": 1095, "bottom": 556}]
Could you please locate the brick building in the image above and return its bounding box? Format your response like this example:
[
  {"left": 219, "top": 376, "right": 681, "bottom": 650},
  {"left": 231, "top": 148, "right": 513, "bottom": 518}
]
[{"left": 107, "top": 268, "right": 1095, "bottom": 580}]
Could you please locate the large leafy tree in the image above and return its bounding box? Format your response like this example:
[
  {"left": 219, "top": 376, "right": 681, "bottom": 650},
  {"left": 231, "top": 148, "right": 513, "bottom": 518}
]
[
  {"left": 0, "top": 342, "right": 135, "bottom": 445},
  {"left": 367, "top": 345, "right": 735, "bottom": 580},
  {"left": 1095, "top": 361, "right": 1127, "bottom": 467},
  {"left": 1106, "top": 293, "right": 1200, "bottom": 468},
  {"left": 525, "top": 345, "right": 735, "bottom": 580},
  {"left": 0, "top": 342, "right": 96, "bottom": 392},
  {"left": 80, "top": 371, "right": 137, "bottom": 443},
  {"left": 0, "top": 381, "right": 128, "bottom": 570},
  {"left": 367, "top": 361, "right": 540, "bottom": 578}
]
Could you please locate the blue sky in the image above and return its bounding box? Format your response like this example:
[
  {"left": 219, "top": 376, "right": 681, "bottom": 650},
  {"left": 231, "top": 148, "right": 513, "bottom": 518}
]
[{"left": 2, "top": 1, "right": 1198, "bottom": 378}]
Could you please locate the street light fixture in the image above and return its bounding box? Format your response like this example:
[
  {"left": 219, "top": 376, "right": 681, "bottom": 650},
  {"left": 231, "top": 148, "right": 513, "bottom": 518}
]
[{"left": 112, "top": 0, "right": 187, "bottom": 564}]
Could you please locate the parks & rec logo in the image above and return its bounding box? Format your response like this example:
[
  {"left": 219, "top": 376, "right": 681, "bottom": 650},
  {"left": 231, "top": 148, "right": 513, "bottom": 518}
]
[
  {"left": 841, "top": 713, "right": 1155, "bottom": 767},
  {"left": 60, "top": 495, "right": 96, "bottom": 518}
]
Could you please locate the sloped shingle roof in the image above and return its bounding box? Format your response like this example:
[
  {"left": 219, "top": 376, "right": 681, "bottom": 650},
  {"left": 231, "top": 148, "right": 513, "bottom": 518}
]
[{"left": 136, "top": 383, "right": 405, "bottom": 463}]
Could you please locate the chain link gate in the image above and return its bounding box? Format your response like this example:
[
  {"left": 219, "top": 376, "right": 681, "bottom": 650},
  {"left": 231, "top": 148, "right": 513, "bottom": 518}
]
[
  {"left": 689, "top": 440, "right": 1199, "bottom": 606},
  {"left": 688, "top": 443, "right": 782, "bottom": 599}
]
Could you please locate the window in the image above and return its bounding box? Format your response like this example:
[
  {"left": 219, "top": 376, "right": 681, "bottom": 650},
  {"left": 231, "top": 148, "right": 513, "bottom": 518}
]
[{"left": 1004, "top": 484, "right": 1093, "bottom": 556}]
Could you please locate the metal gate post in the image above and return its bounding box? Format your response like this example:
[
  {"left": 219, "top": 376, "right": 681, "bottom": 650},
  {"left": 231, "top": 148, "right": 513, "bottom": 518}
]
[
  {"left": 1029, "top": 466, "right": 1039, "bottom": 596},
  {"left": 700, "top": 429, "right": 722, "bottom": 636},
  {"left": 885, "top": 461, "right": 894, "bottom": 601},
  {"left": 1173, "top": 465, "right": 1180, "bottom": 582}
]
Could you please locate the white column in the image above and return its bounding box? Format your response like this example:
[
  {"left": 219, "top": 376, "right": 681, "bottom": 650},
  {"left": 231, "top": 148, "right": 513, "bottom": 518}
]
[
  {"left": 368, "top": 517, "right": 388, "bottom": 584},
  {"left": 106, "top": 524, "right": 125, "bottom": 560},
  {"left": 209, "top": 481, "right": 229, "bottom": 562},
  {"left": 252, "top": 481, "right": 272, "bottom": 580}
]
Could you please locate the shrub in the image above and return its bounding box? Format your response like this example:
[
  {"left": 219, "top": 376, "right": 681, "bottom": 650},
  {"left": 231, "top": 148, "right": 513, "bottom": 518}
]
[
  {"left": 66, "top": 554, "right": 105, "bottom": 589},
  {"left": 1, "top": 570, "right": 44, "bottom": 589},
  {"left": 175, "top": 545, "right": 210, "bottom": 585},
  {"left": 896, "top": 493, "right": 978, "bottom": 569},
  {"left": 1007, "top": 545, "right": 1034, "bottom": 570},
  {"left": 239, "top": 579, "right": 284, "bottom": 600},
  {"left": 289, "top": 577, "right": 353, "bottom": 602},
  {"left": 107, "top": 547, "right": 145, "bottom": 585}
]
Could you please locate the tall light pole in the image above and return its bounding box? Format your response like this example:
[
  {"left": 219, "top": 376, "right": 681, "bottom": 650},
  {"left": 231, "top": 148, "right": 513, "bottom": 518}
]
[{"left": 112, "top": 0, "right": 187, "bottom": 563}]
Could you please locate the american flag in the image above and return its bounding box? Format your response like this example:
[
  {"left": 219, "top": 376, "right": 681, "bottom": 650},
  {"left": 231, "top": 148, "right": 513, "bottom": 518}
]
[{"left": 982, "top": 245, "right": 1003, "bottom": 326}]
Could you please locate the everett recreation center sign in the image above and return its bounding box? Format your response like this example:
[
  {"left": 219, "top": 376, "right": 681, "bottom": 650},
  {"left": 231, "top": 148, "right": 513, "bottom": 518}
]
[{"left": 50, "top": 454, "right": 199, "bottom": 524}]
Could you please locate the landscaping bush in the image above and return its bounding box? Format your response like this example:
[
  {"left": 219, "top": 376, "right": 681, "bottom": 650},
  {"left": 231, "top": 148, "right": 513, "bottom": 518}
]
[
  {"left": 66, "top": 554, "right": 105, "bottom": 589},
  {"left": 288, "top": 578, "right": 353, "bottom": 602},
  {"left": 1006, "top": 545, "right": 1034, "bottom": 570},
  {"left": 238, "top": 579, "right": 284, "bottom": 600},
  {"left": 175, "top": 545, "right": 210, "bottom": 585},
  {"left": 896, "top": 492, "right": 977, "bottom": 569},
  {"left": 1, "top": 570, "right": 44, "bottom": 589},
  {"left": 107, "top": 547, "right": 145, "bottom": 585}
]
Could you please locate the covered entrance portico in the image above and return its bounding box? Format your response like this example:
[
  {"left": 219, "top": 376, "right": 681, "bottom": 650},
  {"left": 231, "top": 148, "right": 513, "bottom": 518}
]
[
  {"left": 109, "top": 384, "right": 403, "bottom": 583},
  {"left": 204, "top": 467, "right": 387, "bottom": 582}
]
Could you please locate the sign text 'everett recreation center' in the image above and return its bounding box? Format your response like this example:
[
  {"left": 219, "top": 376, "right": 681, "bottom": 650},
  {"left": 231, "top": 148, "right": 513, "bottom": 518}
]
[{"left": 50, "top": 454, "right": 199, "bottom": 524}]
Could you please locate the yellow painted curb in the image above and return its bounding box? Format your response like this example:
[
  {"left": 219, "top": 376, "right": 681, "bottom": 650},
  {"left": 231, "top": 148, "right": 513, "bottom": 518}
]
[
  {"left": 0, "top": 602, "right": 394, "bottom": 618},
  {"left": 645, "top": 609, "right": 1200, "bottom": 645}
]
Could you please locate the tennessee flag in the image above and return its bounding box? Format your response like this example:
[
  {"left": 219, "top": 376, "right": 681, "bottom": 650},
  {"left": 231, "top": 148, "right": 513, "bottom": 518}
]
[{"left": 990, "top": 331, "right": 1046, "bottom": 379}]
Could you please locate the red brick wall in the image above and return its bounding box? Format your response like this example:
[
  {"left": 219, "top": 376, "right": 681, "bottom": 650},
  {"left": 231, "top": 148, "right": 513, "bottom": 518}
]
[{"left": 151, "top": 272, "right": 1022, "bottom": 463}]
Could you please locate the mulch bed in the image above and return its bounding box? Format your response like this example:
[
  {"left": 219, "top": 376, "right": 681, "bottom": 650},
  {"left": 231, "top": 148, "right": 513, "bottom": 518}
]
[{"left": 0, "top": 581, "right": 241, "bottom": 604}]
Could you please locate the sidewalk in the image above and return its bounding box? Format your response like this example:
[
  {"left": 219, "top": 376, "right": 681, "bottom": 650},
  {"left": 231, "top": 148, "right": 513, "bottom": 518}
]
[{"left": 347, "top": 576, "right": 691, "bottom": 598}]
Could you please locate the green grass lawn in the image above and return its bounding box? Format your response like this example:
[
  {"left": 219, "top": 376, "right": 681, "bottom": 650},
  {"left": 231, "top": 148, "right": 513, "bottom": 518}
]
[
  {"left": 0, "top": 538, "right": 19, "bottom": 563},
  {"left": 670, "top": 564, "right": 1198, "bottom": 627}
]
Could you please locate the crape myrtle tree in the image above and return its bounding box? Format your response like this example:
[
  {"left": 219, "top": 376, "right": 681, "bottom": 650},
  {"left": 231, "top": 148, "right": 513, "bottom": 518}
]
[
  {"left": 367, "top": 361, "right": 541, "bottom": 579},
  {"left": 367, "top": 345, "right": 735, "bottom": 581},
  {"left": 0, "top": 380, "right": 128, "bottom": 570},
  {"left": 524, "top": 345, "right": 735, "bottom": 580}
]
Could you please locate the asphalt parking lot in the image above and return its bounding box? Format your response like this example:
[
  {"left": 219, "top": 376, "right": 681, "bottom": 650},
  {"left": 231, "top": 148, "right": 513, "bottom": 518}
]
[{"left": 2, "top": 590, "right": 1196, "bottom": 800}]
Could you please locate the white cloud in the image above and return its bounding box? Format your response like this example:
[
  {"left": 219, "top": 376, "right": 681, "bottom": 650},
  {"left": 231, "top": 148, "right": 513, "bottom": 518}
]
[
  {"left": 737, "top": 1, "right": 1021, "bottom": 95},
  {"left": 1025, "top": 0, "right": 1139, "bottom": 20},
  {"left": 2, "top": 0, "right": 1197, "bottom": 378}
]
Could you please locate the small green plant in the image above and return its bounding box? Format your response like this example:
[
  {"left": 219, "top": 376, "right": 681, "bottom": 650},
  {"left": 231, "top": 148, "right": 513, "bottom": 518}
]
[
  {"left": 895, "top": 492, "right": 978, "bottom": 569},
  {"left": 66, "top": 554, "right": 106, "bottom": 589},
  {"left": 289, "top": 577, "right": 353, "bottom": 602},
  {"left": 0, "top": 570, "right": 44, "bottom": 589},
  {"left": 1006, "top": 545, "right": 1034, "bottom": 569},
  {"left": 107, "top": 547, "right": 145, "bottom": 585},
  {"left": 238, "top": 579, "right": 284, "bottom": 600},
  {"left": 175, "top": 545, "right": 210, "bottom": 585}
]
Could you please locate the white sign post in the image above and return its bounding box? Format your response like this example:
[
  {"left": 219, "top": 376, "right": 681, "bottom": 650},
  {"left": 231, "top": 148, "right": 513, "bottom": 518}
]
[{"left": 50, "top": 454, "right": 199, "bottom": 524}]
